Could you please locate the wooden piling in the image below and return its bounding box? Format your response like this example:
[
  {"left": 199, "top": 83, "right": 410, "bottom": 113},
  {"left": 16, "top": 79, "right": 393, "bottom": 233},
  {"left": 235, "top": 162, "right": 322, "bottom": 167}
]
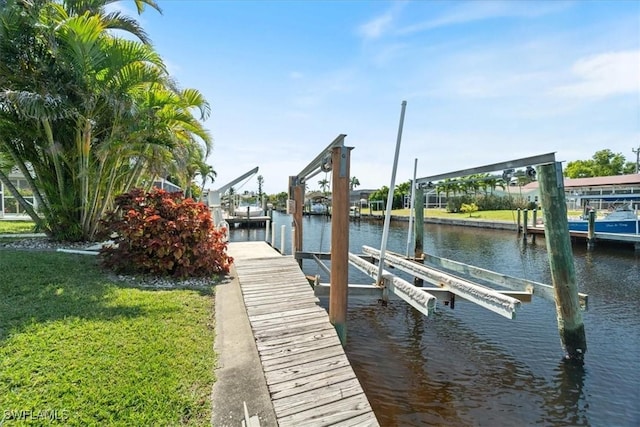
[
  {"left": 413, "top": 186, "right": 424, "bottom": 287},
  {"left": 587, "top": 210, "right": 596, "bottom": 250},
  {"left": 293, "top": 184, "right": 304, "bottom": 267},
  {"left": 538, "top": 162, "right": 587, "bottom": 361},
  {"left": 531, "top": 208, "right": 538, "bottom": 242},
  {"left": 517, "top": 208, "right": 522, "bottom": 233},
  {"left": 523, "top": 209, "right": 528, "bottom": 240},
  {"left": 329, "top": 145, "right": 351, "bottom": 345}
]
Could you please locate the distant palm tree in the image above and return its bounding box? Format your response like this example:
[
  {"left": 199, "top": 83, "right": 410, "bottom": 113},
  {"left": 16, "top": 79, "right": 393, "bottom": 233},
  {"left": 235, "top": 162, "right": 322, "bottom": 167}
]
[
  {"left": 257, "top": 175, "right": 264, "bottom": 199},
  {"left": 318, "top": 178, "right": 330, "bottom": 195},
  {"left": 350, "top": 176, "right": 360, "bottom": 191},
  {"left": 196, "top": 162, "right": 217, "bottom": 199}
]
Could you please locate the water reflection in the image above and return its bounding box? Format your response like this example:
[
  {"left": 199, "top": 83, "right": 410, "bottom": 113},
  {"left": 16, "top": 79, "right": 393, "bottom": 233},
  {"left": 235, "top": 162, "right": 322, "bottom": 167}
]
[
  {"left": 230, "top": 212, "right": 640, "bottom": 426},
  {"left": 544, "top": 360, "right": 589, "bottom": 426}
]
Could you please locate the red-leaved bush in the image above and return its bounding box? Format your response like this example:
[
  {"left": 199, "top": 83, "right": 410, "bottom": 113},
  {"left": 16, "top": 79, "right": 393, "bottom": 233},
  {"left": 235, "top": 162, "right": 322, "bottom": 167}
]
[{"left": 100, "top": 188, "right": 233, "bottom": 278}]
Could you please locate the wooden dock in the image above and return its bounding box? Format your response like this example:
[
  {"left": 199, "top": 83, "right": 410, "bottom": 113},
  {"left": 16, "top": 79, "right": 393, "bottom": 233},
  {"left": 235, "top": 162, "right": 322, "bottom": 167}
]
[
  {"left": 228, "top": 242, "right": 379, "bottom": 427},
  {"left": 225, "top": 215, "right": 271, "bottom": 228},
  {"left": 526, "top": 225, "right": 640, "bottom": 249}
]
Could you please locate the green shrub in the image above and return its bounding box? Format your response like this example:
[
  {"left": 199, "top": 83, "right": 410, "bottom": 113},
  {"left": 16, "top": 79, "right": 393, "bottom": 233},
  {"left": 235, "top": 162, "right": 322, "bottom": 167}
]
[
  {"left": 446, "top": 195, "right": 474, "bottom": 213},
  {"left": 100, "top": 188, "right": 232, "bottom": 278},
  {"left": 461, "top": 202, "right": 478, "bottom": 217},
  {"left": 475, "top": 194, "right": 517, "bottom": 210}
]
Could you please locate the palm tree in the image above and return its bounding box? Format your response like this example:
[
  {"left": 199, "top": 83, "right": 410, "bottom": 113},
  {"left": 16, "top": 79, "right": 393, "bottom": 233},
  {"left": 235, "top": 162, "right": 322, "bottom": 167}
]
[
  {"left": 0, "top": 0, "right": 212, "bottom": 240},
  {"left": 318, "top": 178, "right": 330, "bottom": 195},
  {"left": 196, "top": 162, "right": 217, "bottom": 201},
  {"left": 350, "top": 176, "right": 360, "bottom": 191},
  {"left": 256, "top": 175, "right": 264, "bottom": 200},
  {"left": 63, "top": 0, "right": 162, "bottom": 45}
]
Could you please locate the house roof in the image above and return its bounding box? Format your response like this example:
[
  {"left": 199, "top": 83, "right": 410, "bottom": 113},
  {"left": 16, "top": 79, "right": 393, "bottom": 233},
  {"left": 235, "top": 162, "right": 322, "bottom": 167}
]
[{"left": 523, "top": 174, "right": 640, "bottom": 190}]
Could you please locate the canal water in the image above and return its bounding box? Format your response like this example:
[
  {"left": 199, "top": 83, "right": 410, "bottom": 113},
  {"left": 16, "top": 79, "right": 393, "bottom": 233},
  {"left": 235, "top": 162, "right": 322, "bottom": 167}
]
[{"left": 230, "top": 212, "right": 640, "bottom": 427}]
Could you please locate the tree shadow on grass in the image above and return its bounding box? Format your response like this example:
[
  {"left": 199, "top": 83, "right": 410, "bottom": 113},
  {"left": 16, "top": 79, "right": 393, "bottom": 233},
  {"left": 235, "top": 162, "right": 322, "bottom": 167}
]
[{"left": 0, "top": 250, "right": 217, "bottom": 343}]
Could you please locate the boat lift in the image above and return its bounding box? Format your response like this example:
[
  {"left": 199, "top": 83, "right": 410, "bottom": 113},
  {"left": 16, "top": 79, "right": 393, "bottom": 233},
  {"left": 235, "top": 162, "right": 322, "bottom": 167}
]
[
  {"left": 207, "top": 166, "right": 259, "bottom": 230},
  {"left": 289, "top": 113, "right": 587, "bottom": 359}
]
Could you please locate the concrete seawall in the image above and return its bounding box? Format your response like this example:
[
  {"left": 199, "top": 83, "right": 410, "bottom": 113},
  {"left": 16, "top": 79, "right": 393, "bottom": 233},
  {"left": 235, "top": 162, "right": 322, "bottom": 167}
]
[{"left": 382, "top": 215, "right": 519, "bottom": 231}]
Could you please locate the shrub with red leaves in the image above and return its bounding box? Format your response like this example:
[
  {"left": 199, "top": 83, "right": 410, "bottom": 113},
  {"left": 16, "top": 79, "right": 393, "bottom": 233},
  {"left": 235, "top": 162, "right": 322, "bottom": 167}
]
[{"left": 100, "top": 188, "right": 233, "bottom": 278}]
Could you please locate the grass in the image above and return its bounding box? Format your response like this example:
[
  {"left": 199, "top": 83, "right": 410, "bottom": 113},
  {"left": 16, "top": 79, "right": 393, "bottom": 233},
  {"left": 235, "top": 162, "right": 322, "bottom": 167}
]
[
  {"left": 365, "top": 208, "right": 585, "bottom": 222},
  {"left": 0, "top": 251, "right": 216, "bottom": 426},
  {"left": 0, "top": 220, "right": 37, "bottom": 235},
  {"left": 364, "top": 208, "right": 529, "bottom": 221}
]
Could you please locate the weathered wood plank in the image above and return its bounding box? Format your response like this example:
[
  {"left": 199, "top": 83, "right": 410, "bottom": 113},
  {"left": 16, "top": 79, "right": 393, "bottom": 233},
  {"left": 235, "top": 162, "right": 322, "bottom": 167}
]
[
  {"left": 277, "top": 393, "right": 373, "bottom": 427},
  {"left": 244, "top": 295, "right": 320, "bottom": 308},
  {"left": 249, "top": 306, "right": 326, "bottom": 322},
  {"left": 261, "top": 343, "right": 345, "bottom": 369},
  {"left": 241, "top": 286, "right": 311, "bottom": 296},
  {"left": 330, "top": 411, "right": 380, "bottom": 427},
  {"left": 268, "top": 364, "right": 358, "bottom": 399},
  {"left": 254, "top": 327, "right": 339, "bottom": 351},
  {"left": 272, "top": 378, "right": 365, "bottom": 417},
  {"left": 245, "top": 301, "right": 320, "bottom": 316},
  {"left": 264, "top": 354, "right": 351, "bottom": 386},
  {"left": 253, "top": 319, "right": 334, "bottom": 341},
  {"left": 251, "top": 309, "right": 327, "bottom": 329},
  {"left": 254, "top": 317, "right": 327, "bottom": 337},
  {"left": 258, "top": 336, "right": 341, "bottom": 360}
]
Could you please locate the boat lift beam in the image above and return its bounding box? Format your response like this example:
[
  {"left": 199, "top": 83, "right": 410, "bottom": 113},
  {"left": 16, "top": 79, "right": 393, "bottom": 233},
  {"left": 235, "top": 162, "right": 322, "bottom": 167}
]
[
  {"left": 294, "top": 134, "right": 347, "bottom": 185},
  {"left": 208, "top": 166, "right": 259, "bottom": 228},
  {"left": 414, "top": 152, "right": 557, "bottom": 185},
  {"left": 362, "top": 246, "right": 522, "bottom": 319}
]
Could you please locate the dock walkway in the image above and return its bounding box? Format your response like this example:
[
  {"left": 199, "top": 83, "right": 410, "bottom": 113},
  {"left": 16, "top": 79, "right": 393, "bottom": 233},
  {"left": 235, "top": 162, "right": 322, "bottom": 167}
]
[{"left": 227, "top": 242, "right": 378, "bottom": 427}]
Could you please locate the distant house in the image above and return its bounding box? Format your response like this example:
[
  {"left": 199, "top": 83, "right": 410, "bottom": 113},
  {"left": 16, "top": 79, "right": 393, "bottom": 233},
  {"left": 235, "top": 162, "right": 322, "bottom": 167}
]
[
  {"left": 350, "top": 189, "right": 377, "bottom": 207},
  {"left": 0, "top": 168, "right": 38, "bottom": 218},
  {"left": 152, "top": 177, "right": 182, "bottom": 193},
  {"left": 522, "top": 174, "right": 640, "bottom": 210},
  {"left": 1, "top": 169, "right": 182, "bottom": 218}
]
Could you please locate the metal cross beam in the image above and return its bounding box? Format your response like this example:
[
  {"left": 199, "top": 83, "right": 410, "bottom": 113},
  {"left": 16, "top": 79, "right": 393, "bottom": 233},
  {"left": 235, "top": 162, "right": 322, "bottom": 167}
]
[
  {"left": 294, "top": 134, "right": 347, "bottom": 184},
  {"left": 415, "top": 152, "right": 556, "bottom": 185}
]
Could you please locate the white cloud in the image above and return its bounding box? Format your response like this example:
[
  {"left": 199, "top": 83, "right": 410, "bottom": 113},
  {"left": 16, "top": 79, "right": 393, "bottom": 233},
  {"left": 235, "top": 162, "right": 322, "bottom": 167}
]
[
  {"left": 551, "top": 50, "right": 640, "bottom": 98},
  {"left": 356, "top": 1, "right": 409, "bottom": 40},
  {"left": 398, "top": 0, "right": 573, "bottom": 35},
  {"left": 358, "top": 12, "right": 394, "bottom": 40}
]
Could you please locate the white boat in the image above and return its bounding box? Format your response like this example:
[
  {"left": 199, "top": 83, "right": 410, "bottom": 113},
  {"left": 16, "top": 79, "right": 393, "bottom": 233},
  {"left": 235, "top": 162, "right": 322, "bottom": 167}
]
[
  {"left": 234, "top": 204, "right": 264, "bottom": 218},
  {"left": 310, "top": 203, "right": 328, "bottom": 214}
]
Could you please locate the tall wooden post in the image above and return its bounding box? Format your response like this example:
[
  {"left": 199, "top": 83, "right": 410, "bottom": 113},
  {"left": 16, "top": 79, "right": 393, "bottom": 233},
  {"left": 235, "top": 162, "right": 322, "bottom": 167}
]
[
  {"left": 413, "top": 186, "right": 424, "bottom": 287},
  {"left": 293, "top": 183, "right": 304, "bottom": 267},
  {"left": 538, "top": 162, "right": 587, "bottom": 361},
  {"left": 329, "top": 145, "right": 351, "bottom": 345}
]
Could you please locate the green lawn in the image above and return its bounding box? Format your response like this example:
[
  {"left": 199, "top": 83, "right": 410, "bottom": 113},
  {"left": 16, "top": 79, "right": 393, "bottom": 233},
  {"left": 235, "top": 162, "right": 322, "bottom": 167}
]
[
  {"left": 0, "top": 220, "right": 37, "bottom": 234},
  {"left": 364, "top": 208, "right": 533, "bottom": 221},
  {"left": 0, "top": 251, "right": 216, "bottom": 426}
]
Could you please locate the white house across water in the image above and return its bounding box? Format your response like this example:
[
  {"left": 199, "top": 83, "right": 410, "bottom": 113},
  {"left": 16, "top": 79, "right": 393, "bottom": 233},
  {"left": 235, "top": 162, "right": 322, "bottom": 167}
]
[{"left": 0, "top": 169, "right": 181, "bottom": 219}]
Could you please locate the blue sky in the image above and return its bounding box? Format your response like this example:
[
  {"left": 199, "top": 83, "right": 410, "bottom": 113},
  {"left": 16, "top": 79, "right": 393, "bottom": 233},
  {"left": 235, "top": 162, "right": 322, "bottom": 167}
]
[{"left": 122, "top": 0, "right": 638, "bottom": 194}]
